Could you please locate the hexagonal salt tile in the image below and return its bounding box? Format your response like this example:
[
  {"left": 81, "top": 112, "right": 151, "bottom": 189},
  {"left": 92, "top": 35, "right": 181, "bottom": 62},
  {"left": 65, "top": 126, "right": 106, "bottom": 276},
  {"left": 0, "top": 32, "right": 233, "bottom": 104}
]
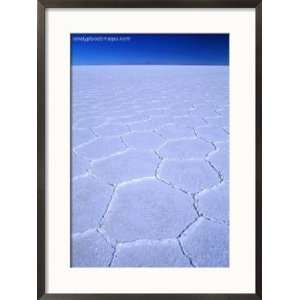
[
  {"left": 102, "top": 178, "right": 197, "bottom": 242},
  {"left": 180, "top": 218, "right": 229, "bottom": 267},
  {"left": 158, "top": 160, "right": 219, "bottom": 193}
]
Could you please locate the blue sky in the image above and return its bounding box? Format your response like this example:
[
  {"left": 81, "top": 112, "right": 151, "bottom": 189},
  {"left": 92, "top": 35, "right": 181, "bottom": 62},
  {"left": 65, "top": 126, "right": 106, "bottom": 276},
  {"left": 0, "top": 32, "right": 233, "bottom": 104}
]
[{"left": 71, "top": 34, "right": 229, "bottom": 65}]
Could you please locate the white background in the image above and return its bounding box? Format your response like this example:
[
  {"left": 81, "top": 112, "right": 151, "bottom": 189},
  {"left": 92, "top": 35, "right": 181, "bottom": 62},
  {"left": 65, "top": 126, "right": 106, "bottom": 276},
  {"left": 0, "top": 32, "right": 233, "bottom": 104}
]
[{"left": 0, "top": 0, "right": 299, "bottom": 299}]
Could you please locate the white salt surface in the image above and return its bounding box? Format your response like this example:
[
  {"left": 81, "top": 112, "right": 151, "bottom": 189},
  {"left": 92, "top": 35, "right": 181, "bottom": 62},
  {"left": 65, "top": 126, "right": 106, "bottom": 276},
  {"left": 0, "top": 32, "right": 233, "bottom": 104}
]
[{"left": 71, "top": 66, "right": 229, "bottom": 267}]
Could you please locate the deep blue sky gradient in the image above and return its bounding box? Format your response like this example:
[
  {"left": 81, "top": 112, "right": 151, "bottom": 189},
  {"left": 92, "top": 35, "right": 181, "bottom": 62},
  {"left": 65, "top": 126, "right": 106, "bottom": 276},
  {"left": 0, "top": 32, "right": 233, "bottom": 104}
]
[{"left": 71, "top": 34, "right": 229, "bottom": 65}]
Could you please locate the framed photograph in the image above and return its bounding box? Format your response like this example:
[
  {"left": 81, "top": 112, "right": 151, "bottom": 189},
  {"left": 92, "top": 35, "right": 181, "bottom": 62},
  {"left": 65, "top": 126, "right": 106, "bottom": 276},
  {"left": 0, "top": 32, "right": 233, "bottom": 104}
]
[{"left": 38, "top": 0, "right": 262, "bottom": 299}]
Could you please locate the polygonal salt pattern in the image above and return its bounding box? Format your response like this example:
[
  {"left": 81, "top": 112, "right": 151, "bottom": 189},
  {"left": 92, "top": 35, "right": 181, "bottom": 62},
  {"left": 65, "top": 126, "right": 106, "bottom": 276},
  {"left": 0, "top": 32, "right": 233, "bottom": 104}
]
[
  {"left": 111, "top": 239, "right": 190, "bottom": 267},
  {"left": 190, "top": 105, "right": 219, "bottom": 119},
  {"left": 102, "top": 178, "right": 197, "bottom": 242},
  {"left": 172, "top": 115, "right": 207, "bottom": 128},
  {"left": 158, "top": 138, "right": 213, "bottom": 160},
  {"left": 93, "top": 123, "right": 130, "bottom": 137},
  {"left": 72, "top": 128, "right": 96, "bottom": 148},
  {"left": 209, "top": 142, "right": 229, "bottom": 182},
  {"left": 72, "top": 152, "right": 89, "bottom": 179},
  {"left": 158, "top": 160, "right": 220, "bottom": 193},
  {"left": 71, "top": 65, "right": 229, "bottom": 267},
  {"left": 91, "top": 149, "right": 159, "bottom": 185},
  {"left": 72, "top": 176, "right": 114, "bottom": 233},
  {"left": 72, "top": 230, "right": 114, "bottom": 267},
  {"left": 195, "top": 126, "right": 229, "bottom": 143},
  {"left": 122, "top": 131, "right": 165, "bottom": 151},
  {"left": 196, "top": 182, "right": 229, "bottom": 222},
  {"left": 117, "top": 112, "right": 150, "bottom": 123},
  {"left": 75, "top": 136, "right": 126, "bottom": 161},
  {"left": 180, "top": 217, "right": 229, "bottom": 267},
  {"left": 74, "top": 117, "right": 107, "bottom": 129},
  {"left": 205, "top": 116, "right": 228, "bottom": 128},
  {"left": 129, "top": 116, "right": 174, "bottom": 132},
  {"left": 157, "top": 124, "right": 196, "bottom": 140}
]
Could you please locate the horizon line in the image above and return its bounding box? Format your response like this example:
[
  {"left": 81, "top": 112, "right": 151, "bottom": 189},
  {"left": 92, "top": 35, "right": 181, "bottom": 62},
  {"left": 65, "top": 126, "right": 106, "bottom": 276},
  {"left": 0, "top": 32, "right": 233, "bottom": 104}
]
[{"left": 72, "top": 64, "right": 229, "bottom": 66}]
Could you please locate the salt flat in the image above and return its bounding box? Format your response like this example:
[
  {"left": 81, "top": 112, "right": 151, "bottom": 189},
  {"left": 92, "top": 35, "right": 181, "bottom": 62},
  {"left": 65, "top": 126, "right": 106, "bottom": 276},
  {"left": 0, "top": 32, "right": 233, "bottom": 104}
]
[{"left": 71, "top": 65, "right": 229, "bottom": 267}]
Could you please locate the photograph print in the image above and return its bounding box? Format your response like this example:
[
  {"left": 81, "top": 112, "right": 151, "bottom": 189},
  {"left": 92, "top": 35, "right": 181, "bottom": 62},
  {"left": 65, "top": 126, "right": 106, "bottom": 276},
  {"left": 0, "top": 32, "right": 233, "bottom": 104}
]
[{"left": 71, "top": 34, "right": 229, "bottom": 268}]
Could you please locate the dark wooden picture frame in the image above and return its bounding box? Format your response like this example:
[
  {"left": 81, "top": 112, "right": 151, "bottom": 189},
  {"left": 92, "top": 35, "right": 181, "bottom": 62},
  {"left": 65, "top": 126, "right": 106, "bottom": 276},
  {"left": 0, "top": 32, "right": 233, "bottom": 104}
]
[{"left": 37, "top": 0, "right": 262, "bottom": 299}]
